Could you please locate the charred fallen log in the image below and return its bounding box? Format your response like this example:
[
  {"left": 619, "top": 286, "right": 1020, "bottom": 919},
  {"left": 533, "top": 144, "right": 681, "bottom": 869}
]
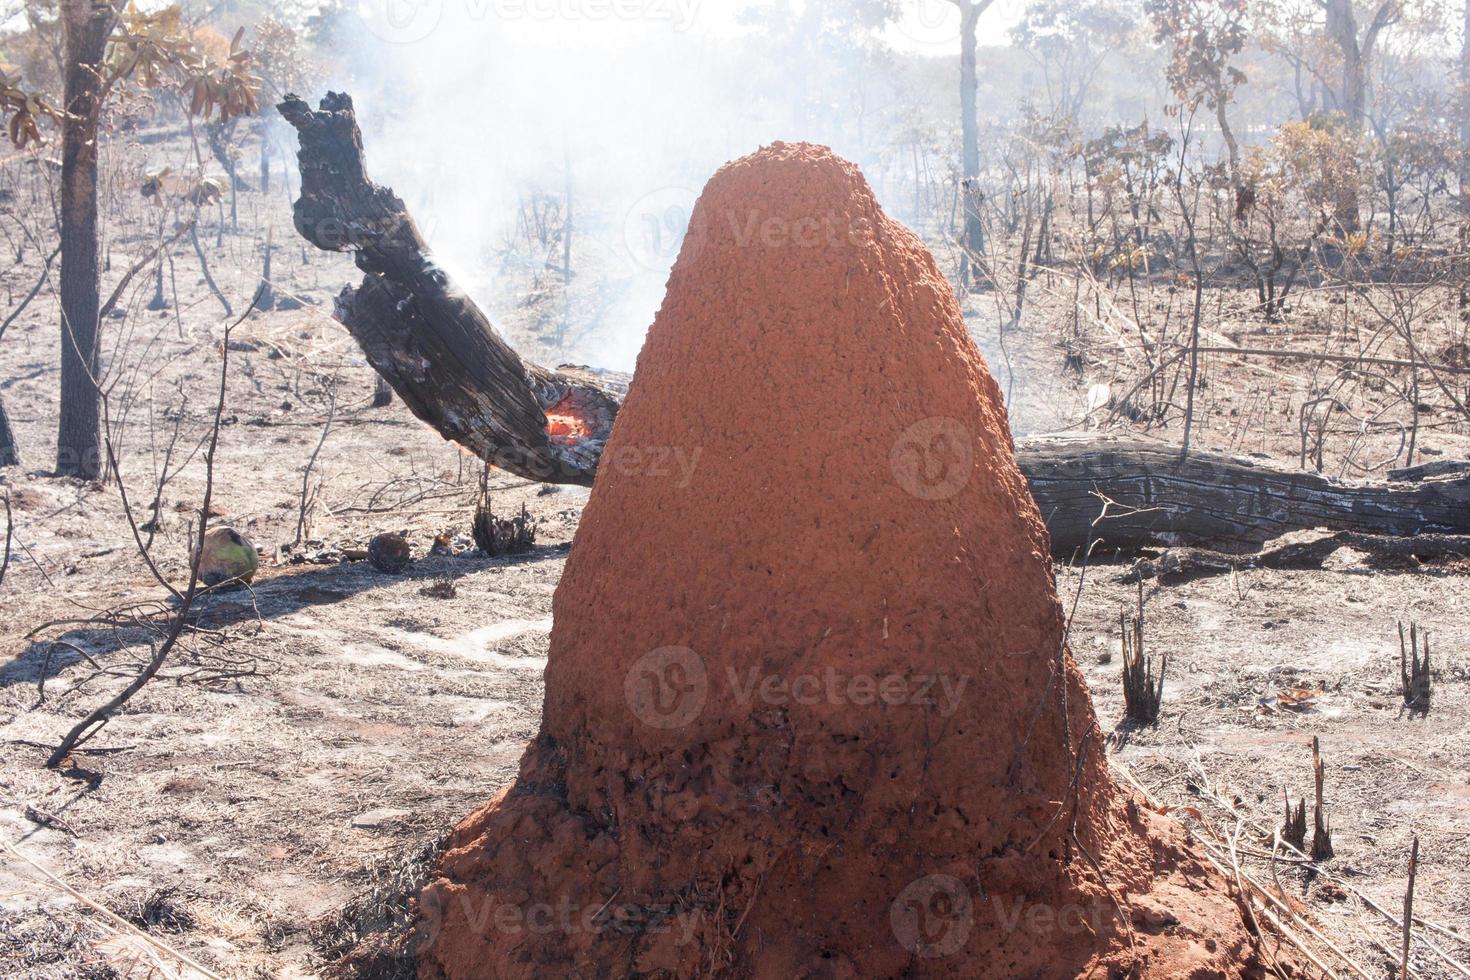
[
  {"left": 1122, "top": 531, "right": 1470, "bottom": 584},
  {"left": 277, "top": 92, "right": 618, "bottom": 485},
  {"left": 278, "top": 92, "right": 1470, "bottom": 556},
  {"left": 1022, "top": 433, "right": 1470, "bottom": 556}
]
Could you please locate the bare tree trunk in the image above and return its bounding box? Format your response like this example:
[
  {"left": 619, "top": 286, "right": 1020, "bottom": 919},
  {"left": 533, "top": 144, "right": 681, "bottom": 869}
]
[
  {"left": 206, "top": 118, "right": 243, "bottom": 231},
  {"left": 955, "top": 0, "right": 992, "bottom": 285},
  {"left": 1324, "top": 0, "right": 1363, "bottom": 233},
  {"left": 1323, "top": 0, "right": 1398, "bottom": 235},
  {"left": 1327, "top": 0, "right": 1367, "bottom": 128},
  {"left": 257, "top": 224, "right": 276, "bottom": 311},
  {"left": 1461, "top": 0, "right": 1470, "bottom": 212},
  {"left": 206, "top": 118, "right": 244, "bottom": 188},
  {"left": 0, "top": 392, "right": 19, "bottom": 467},
  {"left": 55, "top": 0, "right": 116, "bottom": 480},
  {"left": 1214, "top": 100, "right": 1240, "bottom": 180}
]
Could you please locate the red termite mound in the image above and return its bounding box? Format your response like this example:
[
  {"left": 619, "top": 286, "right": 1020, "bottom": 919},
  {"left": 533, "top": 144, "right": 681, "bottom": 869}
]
[{"left": 416, "top": 143, "right": 1266, "bottom": 979}]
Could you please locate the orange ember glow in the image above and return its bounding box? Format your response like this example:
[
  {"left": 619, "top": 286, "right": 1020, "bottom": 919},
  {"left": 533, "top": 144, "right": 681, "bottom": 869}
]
[
  {"left": 546, "top": 413, "right": 590, "bottom": 443},
  {"left": 545, "top": 393, "right": 591, "bottom": 444}
]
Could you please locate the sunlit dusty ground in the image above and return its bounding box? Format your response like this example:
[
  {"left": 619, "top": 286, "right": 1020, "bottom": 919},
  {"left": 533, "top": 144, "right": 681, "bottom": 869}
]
[{"left": 1, "top": 140, "right": 1468, "bottom": 977}]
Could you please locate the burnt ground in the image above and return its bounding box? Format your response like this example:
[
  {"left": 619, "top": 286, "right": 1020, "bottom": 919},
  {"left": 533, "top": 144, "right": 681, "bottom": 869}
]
[{"left": 0, "top": 132, "right": 1468, "bottom": 978}]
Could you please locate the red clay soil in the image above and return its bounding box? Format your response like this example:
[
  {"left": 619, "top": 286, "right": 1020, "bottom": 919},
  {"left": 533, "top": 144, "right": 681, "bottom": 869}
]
[{"left": 415, "top": 143, "right": 1269, "bottom": 978}]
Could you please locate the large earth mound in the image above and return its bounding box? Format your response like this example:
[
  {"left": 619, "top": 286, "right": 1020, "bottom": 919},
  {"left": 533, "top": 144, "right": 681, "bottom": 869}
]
[{"left": 416, "top": 142, "right": 1267, "bottom": 978}]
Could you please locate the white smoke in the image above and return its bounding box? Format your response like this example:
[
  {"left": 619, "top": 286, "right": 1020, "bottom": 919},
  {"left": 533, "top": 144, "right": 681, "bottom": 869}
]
[{"left": 327, "top": 0, "right": 974, "bottom": 370}]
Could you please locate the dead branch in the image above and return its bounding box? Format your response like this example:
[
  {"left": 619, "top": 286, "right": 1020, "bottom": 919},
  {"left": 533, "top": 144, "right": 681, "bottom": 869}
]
[
  {"left": 277, "top": 91, "right": 620, "bottom": 486},
  {"left": 97, "top": 220, "right": 194, "bottom": 323},
  {"left": 188, "top": 219, "right": 231, "bottom": 318},
  {"left": 1403, "top": 836, "right": 1419, "bottom": 979},
  {"left": 294, "top": 380, "right": 337, "bottom": 548},
  {"left": 0, "top": 243, "right": 59, "bottom": 344},
  {"left": 0, "top": 488, "right": 12, "bottom": 587},
  {"left": 46, "top": 302, "right": 244, "bottom": 768},
  {"left": 1191, "top": 344, "right": 1470, "bottom": 377},
  {"left": 1125, "top": 531, "right": 1470, "bottom": 583}
]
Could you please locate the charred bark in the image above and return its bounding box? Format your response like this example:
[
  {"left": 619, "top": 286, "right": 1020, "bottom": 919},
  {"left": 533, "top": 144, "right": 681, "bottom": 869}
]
[
  {"left": 55, "top": 0, "right": 117, "bottom": 480},
  {"left": 277, "top": 92, "right": 618, "bottom": 485},
  {"left": 1024, "top": 433, "right": 1470, "bottom": 556},
  {"left": 0, "top": 392, "right": 19, "bottom": 468},
  {"left": 278, "top": 92, "right": 1470, "bottom": 555}
]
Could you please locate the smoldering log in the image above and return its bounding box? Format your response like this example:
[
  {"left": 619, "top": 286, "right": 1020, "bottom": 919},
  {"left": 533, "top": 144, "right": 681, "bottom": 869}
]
[
  {"left": 278, "top": 92, "right": 1470, "bottom": 556},
  {"left": 277, "top": 91, "right": 618, "bottom": 485}
]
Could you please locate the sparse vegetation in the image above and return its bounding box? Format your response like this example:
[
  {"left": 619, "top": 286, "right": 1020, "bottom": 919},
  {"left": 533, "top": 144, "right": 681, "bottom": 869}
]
[
  {"left": 0, "top": 0, "right": 1466, "bottom": 976},
  {"left": 1400, "top": 620, "right": 1432, "bottom": 715},
  {"left": 1120, "top": 582, "right": 1166, "bottom": 725}
]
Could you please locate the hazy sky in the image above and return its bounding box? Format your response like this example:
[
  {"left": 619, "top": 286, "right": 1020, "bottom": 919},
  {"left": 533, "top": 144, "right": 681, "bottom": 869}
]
[
  {"left": 327, "top": 0, "right": 1031, "bottom": 369},
  {"left": 353, "top": 0, "right": 1026, "bottom": 55}
]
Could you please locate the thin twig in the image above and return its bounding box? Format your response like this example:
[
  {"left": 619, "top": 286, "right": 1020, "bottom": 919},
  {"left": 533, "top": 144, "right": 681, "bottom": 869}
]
[
  {"left": 0, "top": 243, "right": 60, "bottom": 345},
  {"left": 1403, "top": 836, "right": 1419, "bottom": 979},
  {"left": 294, "top": 382, "right": 338, "bottom": 547},
  {"left": 46, "top": 300, "right": 246, "bottom": 768},
  {"left": 97, "top": 220, "right": 194, "bottom": 323},
  {"left": 4, "top": 837, "right": 223, "bottom": 979},
  {"left": 0, "top": 487, "right": 12, "bottom": 588}
]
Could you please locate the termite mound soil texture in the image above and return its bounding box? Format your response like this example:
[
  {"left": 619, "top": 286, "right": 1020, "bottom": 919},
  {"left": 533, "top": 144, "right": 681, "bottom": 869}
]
[{"left": 417, "top": 143, "right": 1267, "bottom": 979}]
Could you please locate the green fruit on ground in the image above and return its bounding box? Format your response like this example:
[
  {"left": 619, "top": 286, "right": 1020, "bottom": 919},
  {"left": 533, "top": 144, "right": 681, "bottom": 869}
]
[{"left": 199, "top": 526, "right": 259, "bottom": 587}]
